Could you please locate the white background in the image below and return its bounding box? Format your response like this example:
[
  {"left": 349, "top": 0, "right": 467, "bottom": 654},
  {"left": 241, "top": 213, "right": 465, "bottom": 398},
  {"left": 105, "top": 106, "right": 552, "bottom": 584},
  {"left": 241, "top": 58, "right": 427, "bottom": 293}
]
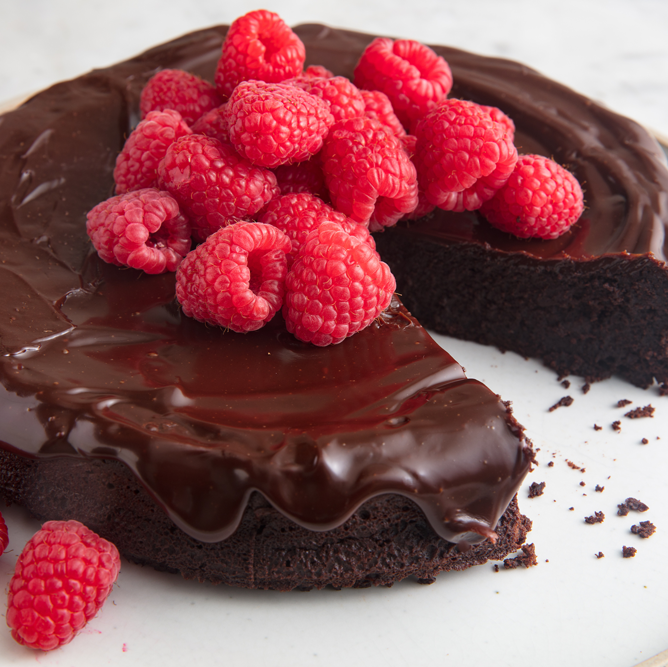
[{"left": 1, "top": 1, "right": 668, "bottom": 666}]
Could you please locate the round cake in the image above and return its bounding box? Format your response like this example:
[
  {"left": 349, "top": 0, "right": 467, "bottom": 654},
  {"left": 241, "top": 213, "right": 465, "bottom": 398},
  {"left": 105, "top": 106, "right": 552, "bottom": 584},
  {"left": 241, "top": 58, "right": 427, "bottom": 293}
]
[{"left": 4, "top": 19, "right": 664, "bottom": 590}]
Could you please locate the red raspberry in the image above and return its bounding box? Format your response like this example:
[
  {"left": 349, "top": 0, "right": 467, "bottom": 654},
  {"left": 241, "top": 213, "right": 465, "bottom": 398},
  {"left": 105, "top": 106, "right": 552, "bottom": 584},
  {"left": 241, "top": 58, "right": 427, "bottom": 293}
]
[
  {"left": 479, "top": 104, "right": 515, "bottom": 143},
  {"left": 283, "top": 221, "right": 396, "bottom": 346},
  {"left": 176, "top": 222, "right": 291, "bottom": 333},
  {"left": 6, "top": 520, "right": 120, "bottom": 651},
  {"left": 288, "top": 75, "right": 365, "bottom": 122},
  {"left": 158, "top": 134, "right": 279, "bottom": 242},
  {"left": 190, "top": 104, "right": 231, "bottom": 145},
  {"left": 0, "top": 509, "right": 8, "bottom": 556},
  {"left": 302, "top": 65, "right": 334, "bottom": 79},
  {"left": 140, "top": 69, "right": 222, "bottom": 125},
  {"left": 321, "top": 116, "right": 418, "bottom": 231},
  {"left": 215, "top": 10, "right": 305, "bottom": 98},
  {"left": 413, "top": 99, "right": 518, "bottom": 212},
  {"left": 273, "top": 158, "right": 328, "bottom": 199},
  {"left": 87, "top": 189, "right": 191, "bottom": 274},
  {"left": 113, "top": 109, "right": 192, "bottom": 195},
  {"left": 354, "top": 37, "right": 452, "bottom": 127},
  {"left": 360, "top": 89, "right": 406, "bottom": 137},
  {"left": 224, "top": 81, "right": 334, "bottom": 168},
  {"left": 258, "top": 193, "right": 375, "bottom": 266},
  {"left": 480, "top": 154, "right": 584, "bottom": 239}
]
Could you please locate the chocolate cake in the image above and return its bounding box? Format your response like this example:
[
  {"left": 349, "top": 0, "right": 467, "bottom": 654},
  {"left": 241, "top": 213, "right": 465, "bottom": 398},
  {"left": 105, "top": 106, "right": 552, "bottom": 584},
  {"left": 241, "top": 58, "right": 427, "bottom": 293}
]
[{"left": 0, "top": 24, "right": 542, "bottom": 590}]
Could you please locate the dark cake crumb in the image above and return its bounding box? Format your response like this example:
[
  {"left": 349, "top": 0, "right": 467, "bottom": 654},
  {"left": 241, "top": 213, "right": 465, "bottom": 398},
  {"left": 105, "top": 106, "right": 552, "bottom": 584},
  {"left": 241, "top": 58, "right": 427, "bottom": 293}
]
[
  {"left": 493, "top": 564, "right": 499, "bottom": 572},
  {"left": 561, "top": 380, "right": 571, "bottom": 389},
  {"left": 631, "top": 521, "right": 656, "bottom": 538},
  {"left": 659, "top": 383, "right": 668, "bottom": 396},
  {"left": 594, "top": 424, "right": 602, "bottom": 431},
  {"left": 585, "top": 511, "right": 605, "bottom": 524},
  {"left": 625, "top": 404, "right": 655, "bottom": 419},
  {"left": 569, "top": 507, "right": 574, "bottom": 511},
  {"left": 641, "top": 438, "right": 649, "bottom": 445},
  {"left": 547, "top": 461, "right": 554, "bottom": 467},
  {"left": 612, "top": 420, "right": 621, "bottom": 432},
  {"left": 528, "top": 481, "right": 546, "bottom": 498},
  {"left": 595, "top": 552, "right": 605, "bottom": 559},
  {"left": 616, "top": 399, "right": 632, "bottom": 408},
  {"left": 622, "top": 546, "right": 637, "bottom": 558},
  {"left": 580, "top": 481, "right": 586, "bottom": 487},
  {"left": 503, "top": 543, "right": 538, "bottom": 569},
  {"left": 618, "top": 498, "right": 649, "bottom": 516},
  {"left": 582, "top": 383, "right": 591, "bottom": 394},
  {"left": 595, "top": 485, "right": 604, "bottom": 492},
  {"left": 549, "top": 396, "right": 574, "bottom": 412},
  {"left": 566, "top": 460, "right": 582, "bottom": 471}
]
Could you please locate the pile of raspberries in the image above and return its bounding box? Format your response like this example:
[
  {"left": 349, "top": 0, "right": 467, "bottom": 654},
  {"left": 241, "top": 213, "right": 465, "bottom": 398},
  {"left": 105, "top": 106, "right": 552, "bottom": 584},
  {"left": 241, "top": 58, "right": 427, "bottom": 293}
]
[{"left": 87, "top": 9, "right": 584, "bottom": 344}]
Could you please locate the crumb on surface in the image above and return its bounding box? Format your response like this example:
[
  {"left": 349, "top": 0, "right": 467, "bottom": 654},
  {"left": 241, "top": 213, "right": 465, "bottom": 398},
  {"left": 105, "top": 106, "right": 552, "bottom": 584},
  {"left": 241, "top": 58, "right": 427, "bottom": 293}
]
[
  {"left": 547, "top": 461, "right": 554, "bottom": 467},
  {"left": 528, "top": 481, "right": 546, "bottom": 498},
  {"left": 569, "top": 507, "right": 574, "bottom": 511},
  {"left": 594, "top": 424, "right": 602, "bottom": 431},
  {"left": 580, "top": 481, "right": 586, "bottom": 487},
  {"left": 503, "top": 543, "right": 538, "bottom": 569},
  {"left": 595, "top": 484, "right": 604, "bottom": 492},
  {"left": 612, "top": 420, "right": 621, "bottom": 432},
  {"left": 493, "top": 564, "right": 499, "bottom": 572},
  {"left": 582, "top": 383, "right": 591, "bottom": 394},
  {"left": 625, "top": 405, "right": 655, "bottom": 419},
  {"left": 616, "top": 399, "right": 632, "bottom": 407},
  {"left": 561, "top": 380, "right": 571, "bottom": 389},
  {"left": 641, "top": 438, "right": 649, "bottom": 444},
  {"left": 595, "top": 552, "right": 604, "bottom": 559},
  {"left": 618, "top": 498, "right": 649, "bottom": 516},
  {"left": 659, "top": 382, "right": 668, "bottom": 396},
  {"left": 549, "top": 396, "right": 574, "bottom": 412},
  {"left": 622, "top": 546, "right": 637, "bottom": 558},
  {"left": 566, "top": 460, "right": 582, "bottom": 471},
  {"left": 585, "top": 511, "right": 605, "bottom": 524},
  {"left": 631, "top": 521, "right": 656, "bottom": 539}
]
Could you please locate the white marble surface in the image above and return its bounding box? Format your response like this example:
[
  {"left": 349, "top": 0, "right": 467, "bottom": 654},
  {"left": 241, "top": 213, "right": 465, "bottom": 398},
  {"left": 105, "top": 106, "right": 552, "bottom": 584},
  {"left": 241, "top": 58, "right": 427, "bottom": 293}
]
[
  {"left": 2, "top": 2, "right": 668, "bottom": 667},
  {"left": 1, "top": 0, "right": 668, "bottom": 136}
]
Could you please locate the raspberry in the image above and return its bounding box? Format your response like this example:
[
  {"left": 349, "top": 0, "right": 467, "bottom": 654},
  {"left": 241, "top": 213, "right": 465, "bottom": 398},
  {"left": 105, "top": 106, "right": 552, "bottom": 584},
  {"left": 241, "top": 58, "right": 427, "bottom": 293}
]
[
  {"left": 0, "top": 509, "right": 8, "bottom": 556},
  {"left": 288, "top": 75, "right": 365, "bottom": 122},
  {"left": 413, "top": 99, "right": 518, "bottom": 212},
  {"left": 480, "top": 154, "right": 584, "bottom": 239},
  {"left": 283, "top": 221, "right": 396, "bottom": 346},
  {"left": 258, "top": 193, "right": 375, "bottom": 265},
  {"left": 302, "top": 65, "right": 334, "bottom": 79},
  {"left": 158, "top": 134, "right": 279, "bottom": 242},
  {"left": 140, "top": 69, "right": 222, "bottom": 125},
  {"left": 190, "top": 104, "right": 231, "bottom": 145},
  {"left": 6, "top": 520, "right": 120, "bottom": 651},
  {"left": 479, "top": 104, "right": 515, "bottom": 143},
  {"left": 360, "top": 89, "right": 406, "bottom": 137},
  {"left": 215, "top": 10, "right": 305, "bottom": 98},
  {"left": 225, "top": 81, "right": 334, "bottom": 168},
  {"left": 273, "top": 158, "right": 328, "bottom": 199},
  {"left": 354, "top": 37, "right": 453, "bottom": 127},
  {"left": 87, "top": 189, "right": 191, "bottom": 274},
  {"left": 113, "top": 109, "right": 192, "bottom": 194},
  {"left": 176, "top": 222, "right": 291, "bottom": 333},
  {"left": 321, "top": 116, "right": 418, "bottom": 231}
]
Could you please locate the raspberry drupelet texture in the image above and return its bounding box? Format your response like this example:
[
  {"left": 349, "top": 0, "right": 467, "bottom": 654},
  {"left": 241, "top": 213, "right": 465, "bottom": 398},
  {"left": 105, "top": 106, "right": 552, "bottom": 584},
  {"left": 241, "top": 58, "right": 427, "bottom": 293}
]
[
  {"left": 6, "top": 520, "right": 121, "bottom": 651},
  {"left": 225, "top": 81, "right": 334, "bottom": 168},
  {"left": 354, "top": 37, "right": 453, "bottom": 128},
  {"left": 287, "top": 75, "right": 366, "bottom": 122},
  {"left": 272, "top": 158, "right": 328, "bottom": 199},
  {"left": 0, "top": 509, "right": 7, "bottom": 556},
  {"left": 190, "top": 104, "right": 231, "bottom": 145},
  {"left": 113, "top": 109, "right": 192, "bottom": 195},
  {"left": 360, "top": 89, "right": 406, "bottom": 137},
  {"left": 321, "top": 116, "right": 418, "bottom": 231},
  {"left": 139, "top": 69, "right": 222, "bottom": 125},
  {"left": 480, "top": 154, "right": 584, "bottom": 239},
  {"left": 215, "top": 9, "right": 305, "bottom": 98},
  {"left": 86, "top": 189, "right": 191, "bottom": 274},
  {"left": 176, "top": 222, "right": 291, "bottom": 333},
  {"left": 413, "top": 99, "right": 518, "bottom": 212},
  {"left": 283, "top": 221, "right": 396, "bottom": 346},
  {"left": 258, "top": 193, "right": 375, "bottom": 266},
  {"left": 158, "top": 134, "right": 279, "bottom": 242}
]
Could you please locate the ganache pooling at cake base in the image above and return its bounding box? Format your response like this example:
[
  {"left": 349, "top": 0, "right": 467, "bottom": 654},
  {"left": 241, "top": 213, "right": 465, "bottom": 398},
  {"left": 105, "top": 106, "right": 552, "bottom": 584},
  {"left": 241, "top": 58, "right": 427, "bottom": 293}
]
[{"left": 3, "top": 19, "right": 664, "bottom": 588}]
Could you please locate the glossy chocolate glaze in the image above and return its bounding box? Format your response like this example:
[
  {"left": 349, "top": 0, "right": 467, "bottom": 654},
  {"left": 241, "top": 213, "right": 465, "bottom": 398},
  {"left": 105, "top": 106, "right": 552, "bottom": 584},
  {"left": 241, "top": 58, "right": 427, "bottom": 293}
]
[{"left": 0, "top": 23, "right": 582, "bottom": 546}]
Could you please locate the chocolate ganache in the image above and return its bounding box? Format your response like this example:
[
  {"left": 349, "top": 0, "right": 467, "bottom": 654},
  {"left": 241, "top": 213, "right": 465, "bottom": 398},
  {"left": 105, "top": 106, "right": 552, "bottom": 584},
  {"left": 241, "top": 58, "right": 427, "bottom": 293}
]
[{"left": 0, "top": 24, "right": 536, "bottom": 552}]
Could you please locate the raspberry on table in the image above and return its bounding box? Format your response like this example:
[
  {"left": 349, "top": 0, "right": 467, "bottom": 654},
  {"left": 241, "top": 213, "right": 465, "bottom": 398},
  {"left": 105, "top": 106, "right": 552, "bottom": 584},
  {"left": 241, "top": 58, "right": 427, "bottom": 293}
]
[
  {"left": 354, "top": 37, "right": 452, "bottom": 128},
  {"left": 176, "top": 221, "right": 291, "bottom": 333},
  {"left": 360, "top": 89, "right": 406, "bottom": 137},
  {"left": 272, "top": 158, "right": 328, "bottom": 200},
  {"left": 87, "top": 189, "right": 191, "bottom": 274},
  {"left": 0, "top": 509, "right": 8, "bottom": 556},
  {"left": 224, "top": 80, "right": 334, "bottom": 168},
  {"left": 283, "top": 221, "right": 396, "bottom": 346},
  {"left": 6, "top": 520, "right": 121, "bottom": 651},
  {"left": 480, "top": 154, "right": 585, "bottom": 239},
  {"left": 321, "top": 116, "right": 418, "bottom": 231},
  {"left": 413, "top": 99, "right": 518, "bottom": 212},
  {"left": 190, "top": 104, "right": 231, "bottom": 145},
  {"left": 215, "top": 9, "right": 305, "bottom": 98},
  {"left": 287, "top": 75, "right": 366, "bottom": 122},
  {"left": 140, "top": 69, "right": 222, "bottom": 125},
  {"left": 158, "top": 134, "right": 279, "bottom": 242},
  {"left": 258, "top": 193, "right": 375, "bottom": 266},
  {"left": 113, "top": 109, "right": 192, "bottom": 194}
]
